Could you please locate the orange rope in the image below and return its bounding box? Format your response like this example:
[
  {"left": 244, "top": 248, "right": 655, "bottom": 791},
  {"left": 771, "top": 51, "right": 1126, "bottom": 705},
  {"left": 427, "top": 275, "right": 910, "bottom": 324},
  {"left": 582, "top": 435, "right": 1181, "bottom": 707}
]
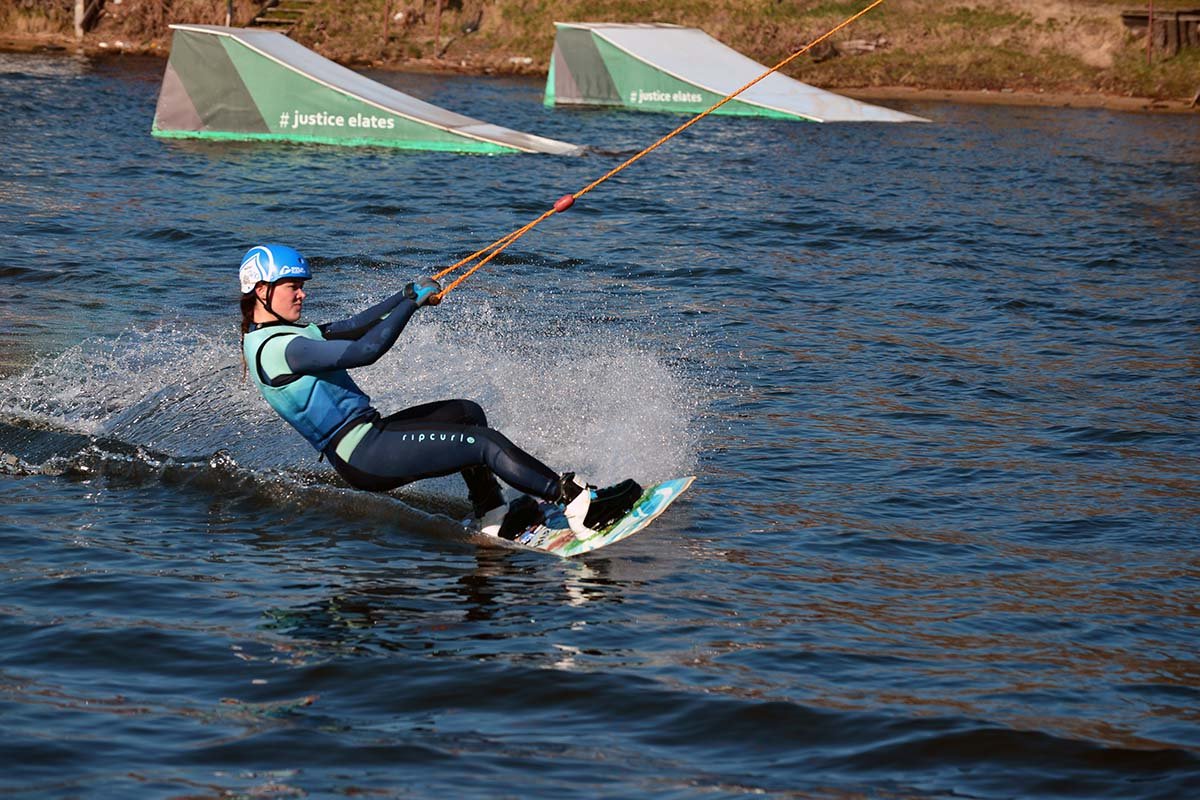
[{"left": 432, "top": 0, "right": 888, "bottom": 300}]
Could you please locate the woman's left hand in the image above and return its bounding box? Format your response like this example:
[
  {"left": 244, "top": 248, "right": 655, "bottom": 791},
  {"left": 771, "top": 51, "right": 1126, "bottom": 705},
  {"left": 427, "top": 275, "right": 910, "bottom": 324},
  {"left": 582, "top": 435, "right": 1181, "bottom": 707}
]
[{"left": 404, "top": 277, "right": 442, "bottom": 306}]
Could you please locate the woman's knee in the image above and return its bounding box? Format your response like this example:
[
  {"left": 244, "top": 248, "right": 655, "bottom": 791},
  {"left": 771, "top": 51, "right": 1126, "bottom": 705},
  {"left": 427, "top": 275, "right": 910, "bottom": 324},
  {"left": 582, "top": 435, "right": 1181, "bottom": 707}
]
[{"left": 456, "top": 399, "right": 487, "bottom": 426}]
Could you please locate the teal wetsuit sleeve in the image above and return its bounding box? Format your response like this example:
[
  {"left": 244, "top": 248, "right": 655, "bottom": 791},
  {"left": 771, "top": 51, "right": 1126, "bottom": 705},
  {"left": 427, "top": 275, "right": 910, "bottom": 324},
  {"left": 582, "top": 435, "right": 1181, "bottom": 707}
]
[
  {"left": 319, "top": 290, "right": 409, "bottom": 340},
  {"left": 285, "top": 298, "right": 421, "bottom": 374}
]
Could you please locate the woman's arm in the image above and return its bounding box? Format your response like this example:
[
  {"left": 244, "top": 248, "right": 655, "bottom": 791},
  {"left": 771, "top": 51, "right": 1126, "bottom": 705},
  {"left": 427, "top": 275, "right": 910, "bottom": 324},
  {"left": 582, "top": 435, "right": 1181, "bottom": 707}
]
[
  {"left": 318, "top": 289, "right": 409, "bottom": 340},
  {"left": 284, "top": 298, "right": 421, "bottom": 374}
]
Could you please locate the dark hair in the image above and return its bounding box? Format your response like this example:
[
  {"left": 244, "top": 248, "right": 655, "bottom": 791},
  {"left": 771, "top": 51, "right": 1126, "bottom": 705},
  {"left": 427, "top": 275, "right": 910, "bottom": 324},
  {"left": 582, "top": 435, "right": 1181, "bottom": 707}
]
[{"left": 240, "top": 291, "right": 256, "bottom": 379}]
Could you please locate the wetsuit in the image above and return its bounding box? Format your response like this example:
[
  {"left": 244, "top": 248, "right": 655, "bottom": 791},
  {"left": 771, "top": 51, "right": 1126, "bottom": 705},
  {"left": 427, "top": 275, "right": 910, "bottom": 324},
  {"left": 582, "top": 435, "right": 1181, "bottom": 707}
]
[{"left": 242, "top": 289, "right": 561, "bottom": 515}]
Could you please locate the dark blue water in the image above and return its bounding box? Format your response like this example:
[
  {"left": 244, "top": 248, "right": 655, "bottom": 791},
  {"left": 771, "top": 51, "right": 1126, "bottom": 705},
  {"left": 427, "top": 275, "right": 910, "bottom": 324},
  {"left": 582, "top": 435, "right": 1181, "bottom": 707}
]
[{"left": 2, "top": 52, "right": 1198, "bottom": 798}]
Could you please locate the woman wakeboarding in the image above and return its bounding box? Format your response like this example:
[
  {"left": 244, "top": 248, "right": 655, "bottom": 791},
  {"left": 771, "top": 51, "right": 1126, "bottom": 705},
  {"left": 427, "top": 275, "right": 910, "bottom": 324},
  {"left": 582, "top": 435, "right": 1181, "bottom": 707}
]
[{"left": 238, "top": 243, "right": 640, "bottom": 540}]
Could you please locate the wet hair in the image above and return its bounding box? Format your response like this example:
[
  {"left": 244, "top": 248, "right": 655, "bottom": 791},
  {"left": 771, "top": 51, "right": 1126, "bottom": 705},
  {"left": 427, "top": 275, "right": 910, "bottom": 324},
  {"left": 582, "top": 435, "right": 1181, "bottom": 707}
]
[{"left": 240, "top": 291, "right": 257, "bottom": 379}]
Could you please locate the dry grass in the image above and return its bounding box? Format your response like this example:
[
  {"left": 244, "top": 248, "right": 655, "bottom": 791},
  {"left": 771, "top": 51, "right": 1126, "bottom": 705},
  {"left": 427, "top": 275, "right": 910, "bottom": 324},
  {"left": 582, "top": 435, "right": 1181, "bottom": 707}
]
[
  {"left": 5, "top": 0, "right": 1199, "bottom": 99},
  {"left": 0, "top": 1, "right": 261, "bottom": 49},
  {"left": 103, "top": 0, "right": 261, "bottom": 45},
  {"left": 1, "top": 0, "right": 73, "bottom": 36}
]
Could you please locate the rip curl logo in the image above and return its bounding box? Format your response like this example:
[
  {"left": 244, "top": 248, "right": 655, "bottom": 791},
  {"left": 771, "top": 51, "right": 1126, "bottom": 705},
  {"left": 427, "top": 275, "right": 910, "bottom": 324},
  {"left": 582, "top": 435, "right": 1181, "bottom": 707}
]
[{"left": 399, "top": 432, "right": 476, "bottom": 444}]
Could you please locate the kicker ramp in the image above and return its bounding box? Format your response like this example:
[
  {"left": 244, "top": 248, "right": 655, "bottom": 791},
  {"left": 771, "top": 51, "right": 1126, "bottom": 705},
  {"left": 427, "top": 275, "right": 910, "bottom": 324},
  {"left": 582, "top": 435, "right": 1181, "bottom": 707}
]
[
  {"left": 546, "top": 22, "right": 928, "bottom": 123},
  {"left": 153, "top": 25, "right": 580, "bottom": 154}
]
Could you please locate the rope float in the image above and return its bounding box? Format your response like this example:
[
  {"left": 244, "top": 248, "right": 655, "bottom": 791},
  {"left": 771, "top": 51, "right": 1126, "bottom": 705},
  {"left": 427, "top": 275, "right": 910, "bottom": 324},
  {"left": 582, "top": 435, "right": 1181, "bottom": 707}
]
[{"left": 431, "top": 0, "right": 889, "bottom": 301}]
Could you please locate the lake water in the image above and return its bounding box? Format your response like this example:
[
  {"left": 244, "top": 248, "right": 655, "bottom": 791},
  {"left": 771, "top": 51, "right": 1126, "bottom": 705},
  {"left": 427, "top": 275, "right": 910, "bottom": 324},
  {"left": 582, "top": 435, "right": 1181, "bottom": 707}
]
[{"left": 1, "top": 52, "right": 1198, "bottom": 799}]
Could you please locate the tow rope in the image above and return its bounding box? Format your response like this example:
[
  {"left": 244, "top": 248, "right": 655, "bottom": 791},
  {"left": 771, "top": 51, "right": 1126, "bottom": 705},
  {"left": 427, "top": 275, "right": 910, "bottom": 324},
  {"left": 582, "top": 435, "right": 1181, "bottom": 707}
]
[{"left": 431, "top": 0, "right": 888, "bottom": 300}]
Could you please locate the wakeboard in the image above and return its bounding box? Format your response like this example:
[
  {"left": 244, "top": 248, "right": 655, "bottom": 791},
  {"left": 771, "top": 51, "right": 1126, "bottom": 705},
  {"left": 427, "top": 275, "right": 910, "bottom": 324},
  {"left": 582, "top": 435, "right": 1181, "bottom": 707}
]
[{"left": 486, "top": 476, "right": 695, "bottom": 557}]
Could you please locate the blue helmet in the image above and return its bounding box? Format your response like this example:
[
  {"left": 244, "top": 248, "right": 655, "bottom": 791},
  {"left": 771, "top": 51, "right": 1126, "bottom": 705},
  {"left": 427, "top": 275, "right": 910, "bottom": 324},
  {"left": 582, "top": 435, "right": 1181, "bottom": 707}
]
[{"left": 239, "top": 244, "right": 311, "bottom": 294}]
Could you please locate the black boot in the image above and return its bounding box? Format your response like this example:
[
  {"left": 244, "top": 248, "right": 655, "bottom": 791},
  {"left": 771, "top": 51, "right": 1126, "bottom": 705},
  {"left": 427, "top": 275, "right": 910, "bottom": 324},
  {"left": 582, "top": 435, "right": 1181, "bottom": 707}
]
[
  {"left": 498, "top": 494, "right": 544, "bottom": 540},
  {"left": 583, "top": 479, "right": 643, "bottom": 531}
]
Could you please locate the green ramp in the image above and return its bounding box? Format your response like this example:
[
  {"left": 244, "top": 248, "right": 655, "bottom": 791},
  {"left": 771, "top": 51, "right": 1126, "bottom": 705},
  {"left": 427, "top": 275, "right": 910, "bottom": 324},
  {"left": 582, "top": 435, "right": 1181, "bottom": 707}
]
[
  {"left": 153, "top": 24, "right": 580, "bottom": 154},
  {"left": 546, "top": 22, "right": 928, "bottom": 123}
]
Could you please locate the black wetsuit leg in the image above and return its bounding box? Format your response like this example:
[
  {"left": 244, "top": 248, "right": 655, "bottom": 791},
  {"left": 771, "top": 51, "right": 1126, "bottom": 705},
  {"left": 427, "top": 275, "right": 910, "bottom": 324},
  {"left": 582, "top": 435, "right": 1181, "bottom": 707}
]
[{"left": 325, "top": 399, "right": 560, "bottom": 515}]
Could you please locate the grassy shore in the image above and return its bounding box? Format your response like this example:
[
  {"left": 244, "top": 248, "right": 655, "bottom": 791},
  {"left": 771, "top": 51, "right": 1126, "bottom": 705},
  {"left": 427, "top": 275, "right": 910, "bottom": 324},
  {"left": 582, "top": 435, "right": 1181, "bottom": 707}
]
[{"left": 3, "top": 0, "right": 1198, "bottom": 109}]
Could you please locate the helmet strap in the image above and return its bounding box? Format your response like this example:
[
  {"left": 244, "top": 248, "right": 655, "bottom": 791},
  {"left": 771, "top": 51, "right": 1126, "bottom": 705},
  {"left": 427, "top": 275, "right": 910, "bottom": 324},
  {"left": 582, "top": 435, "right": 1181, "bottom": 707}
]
[{"left": 256, "top": 283, "right": 293, "bottom": 325}]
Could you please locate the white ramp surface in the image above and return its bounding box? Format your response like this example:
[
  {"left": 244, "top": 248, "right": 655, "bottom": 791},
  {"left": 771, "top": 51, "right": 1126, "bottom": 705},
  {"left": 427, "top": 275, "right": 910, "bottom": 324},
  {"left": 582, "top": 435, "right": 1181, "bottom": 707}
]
[{"left": 550, "top": 23, "right": 928, "bottom": 123}]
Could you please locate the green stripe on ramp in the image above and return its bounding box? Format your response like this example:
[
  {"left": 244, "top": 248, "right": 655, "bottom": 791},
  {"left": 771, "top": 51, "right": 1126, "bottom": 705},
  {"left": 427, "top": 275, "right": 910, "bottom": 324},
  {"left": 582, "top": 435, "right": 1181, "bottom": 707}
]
[
  {"left": 150, "top": 127, "right": 514, "bottom": 153},
  {"left": 594, "top": 36, "right": 809, "bottom": 121},
  {"left": 220, "top": 38, "right": 511, "bottom": 150},
  {"left": 170, "top": 28, "right": 269, "bottom": 132}
]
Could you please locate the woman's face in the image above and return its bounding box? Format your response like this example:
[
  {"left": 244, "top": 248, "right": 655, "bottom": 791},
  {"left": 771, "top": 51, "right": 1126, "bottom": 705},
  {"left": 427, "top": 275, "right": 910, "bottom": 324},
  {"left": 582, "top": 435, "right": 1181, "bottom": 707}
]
[{"left": 257, "top": 279, "right": 307, "bottom": 322}]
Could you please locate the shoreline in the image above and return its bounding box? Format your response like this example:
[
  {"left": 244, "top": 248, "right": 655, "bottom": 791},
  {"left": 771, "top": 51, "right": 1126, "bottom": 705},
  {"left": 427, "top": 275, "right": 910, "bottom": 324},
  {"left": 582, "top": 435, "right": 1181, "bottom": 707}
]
[
  {"left": 840, "top": 86, "right": 1199, "bottom": 114},
  {"left": 3, "top": 34, "right": 1196, "bottom": 116}
]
